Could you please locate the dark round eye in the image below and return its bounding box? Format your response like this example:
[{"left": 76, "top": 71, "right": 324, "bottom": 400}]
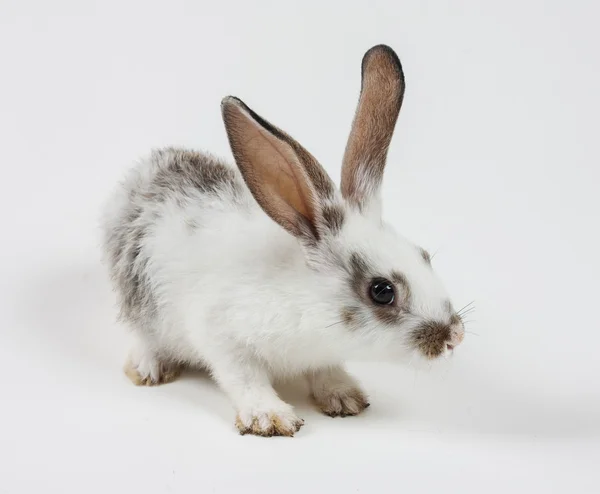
[{"left": 369, "top": 278, "right": 395, "bottom": 305}]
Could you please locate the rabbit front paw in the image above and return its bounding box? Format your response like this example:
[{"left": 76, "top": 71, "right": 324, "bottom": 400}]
[
  {"left": 235, "top": 407, "right": 304, "bottom": 437},
  {"left": 308, "top": 367, "right": 370, "bottom": 417},
  {"left": 314, "top": 386, "right": 370, "bottom": 417}
]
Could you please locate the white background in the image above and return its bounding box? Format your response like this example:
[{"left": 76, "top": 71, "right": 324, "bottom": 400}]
[{"left": 1, "top": 0, "right": 599, "bottom": 492}]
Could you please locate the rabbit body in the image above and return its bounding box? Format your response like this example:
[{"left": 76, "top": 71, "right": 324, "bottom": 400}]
[
  {"left": 103, "top": 148, "right": 359, "bottom": 373},
  {"left": 103, "top": 148, "right": 370, "bottom": 435},
  {"left": 102, "top": 45, "right": 466, "bottom": 437}
]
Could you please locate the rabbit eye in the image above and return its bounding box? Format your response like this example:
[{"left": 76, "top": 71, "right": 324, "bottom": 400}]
[{"left": 369, "top": 278, "right": 395, "bottom": 305}]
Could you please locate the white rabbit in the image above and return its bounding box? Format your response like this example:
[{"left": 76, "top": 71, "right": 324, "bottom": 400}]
[{"left": 101, "top": 44, "right": 465, "bottom": 437}]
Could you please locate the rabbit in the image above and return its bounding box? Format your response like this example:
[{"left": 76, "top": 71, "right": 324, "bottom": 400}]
[{"left": 101, "top": 44, "right": 465, "bottom": 437}]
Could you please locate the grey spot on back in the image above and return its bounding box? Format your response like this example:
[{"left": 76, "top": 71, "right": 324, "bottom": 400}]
[
  {"left": 142, "top": 148, "right": 241, "bottom": 205},
  {"left": 103, "top": 203, "right": 157, "bottom": 325},
  {"left": 102, "top": 148, "right": 243, "bottom": 327}
]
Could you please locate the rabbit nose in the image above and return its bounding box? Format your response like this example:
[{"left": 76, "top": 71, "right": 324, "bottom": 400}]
[{"left": 447, "top": 324, "right": 465, "bottom": 351}]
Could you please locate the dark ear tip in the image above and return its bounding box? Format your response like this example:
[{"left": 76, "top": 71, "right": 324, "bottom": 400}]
[
  {"left": 363, "top": 44, "right": 400, "bottom": 61},
  {"left": 221, "top": 96, "right": 252, "bottom": 123},
  {"left": 361, "top": 44, "right": 404, "bottom": 78},
  {"left": 221, "top": 95, "right": 239, "bottom": 105},
  {"left": 221, "top": 96, "right": 247, "bottom": 112}
]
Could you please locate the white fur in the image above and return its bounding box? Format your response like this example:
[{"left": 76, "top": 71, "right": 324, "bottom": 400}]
[{"left": 103, "top": 150, "right": 463, "bottom": 434}]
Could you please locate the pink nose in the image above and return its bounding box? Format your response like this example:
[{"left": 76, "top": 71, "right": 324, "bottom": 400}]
[{"left": 446, "top": 324, "right": 465, "bottom": 351}]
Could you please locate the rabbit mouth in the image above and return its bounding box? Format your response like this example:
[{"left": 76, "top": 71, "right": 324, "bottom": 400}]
[{"left": 410, "top": 319, "right": 465, "bottom": 359}]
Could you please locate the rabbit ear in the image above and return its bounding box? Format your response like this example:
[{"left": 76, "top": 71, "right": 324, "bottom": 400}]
[
  {"left": 341, "top": 45, "right": 405, "bottom": 210},
  {"left": 222, "top": 96, "right": 337, "bottom": 243}
]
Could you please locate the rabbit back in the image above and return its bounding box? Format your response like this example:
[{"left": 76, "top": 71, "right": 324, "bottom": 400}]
[{"left": 101, "top": 147, "right": 250, "bottom": 331}]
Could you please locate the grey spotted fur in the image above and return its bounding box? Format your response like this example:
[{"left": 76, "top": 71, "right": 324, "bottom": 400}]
[{"left": 102, "top": 147, "right": 243, "bottom": 327}]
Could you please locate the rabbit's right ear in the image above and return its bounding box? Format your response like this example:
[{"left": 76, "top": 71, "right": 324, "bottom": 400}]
[
  {"left": 341, "top": 45, "right": 405, "bottom": 210},
  {"left": 222, "top": 97, "right": 337, "bottom": 244}
]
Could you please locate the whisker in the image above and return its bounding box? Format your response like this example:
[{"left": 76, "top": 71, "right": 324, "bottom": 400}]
[
  {"left": 457, "top": 301, "right": 475, "bottom": 316},
  {"left": 458, "top": 310, "right": 475, "bottom": 321},
  {"left": 465, "top": 330, "right": 480, "bottom": 336},
  {"left": 325, "top": 320, "right": 344, "bottom": 328}
]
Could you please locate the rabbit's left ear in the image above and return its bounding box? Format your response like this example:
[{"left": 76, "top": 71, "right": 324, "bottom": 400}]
[
  {"left": 341, "top": 45, "right": 405, "bottom": 211},
  {"left": 222, "top": 97, "right": 340, "bottom": 244}
]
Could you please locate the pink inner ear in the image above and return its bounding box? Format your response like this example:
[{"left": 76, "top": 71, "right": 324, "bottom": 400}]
[
  {"left": 222, "top": 99, "right": 322, "bottom": 239},
  {"left": 256, "top": 126, "right": 316, "bottom": 219}
]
